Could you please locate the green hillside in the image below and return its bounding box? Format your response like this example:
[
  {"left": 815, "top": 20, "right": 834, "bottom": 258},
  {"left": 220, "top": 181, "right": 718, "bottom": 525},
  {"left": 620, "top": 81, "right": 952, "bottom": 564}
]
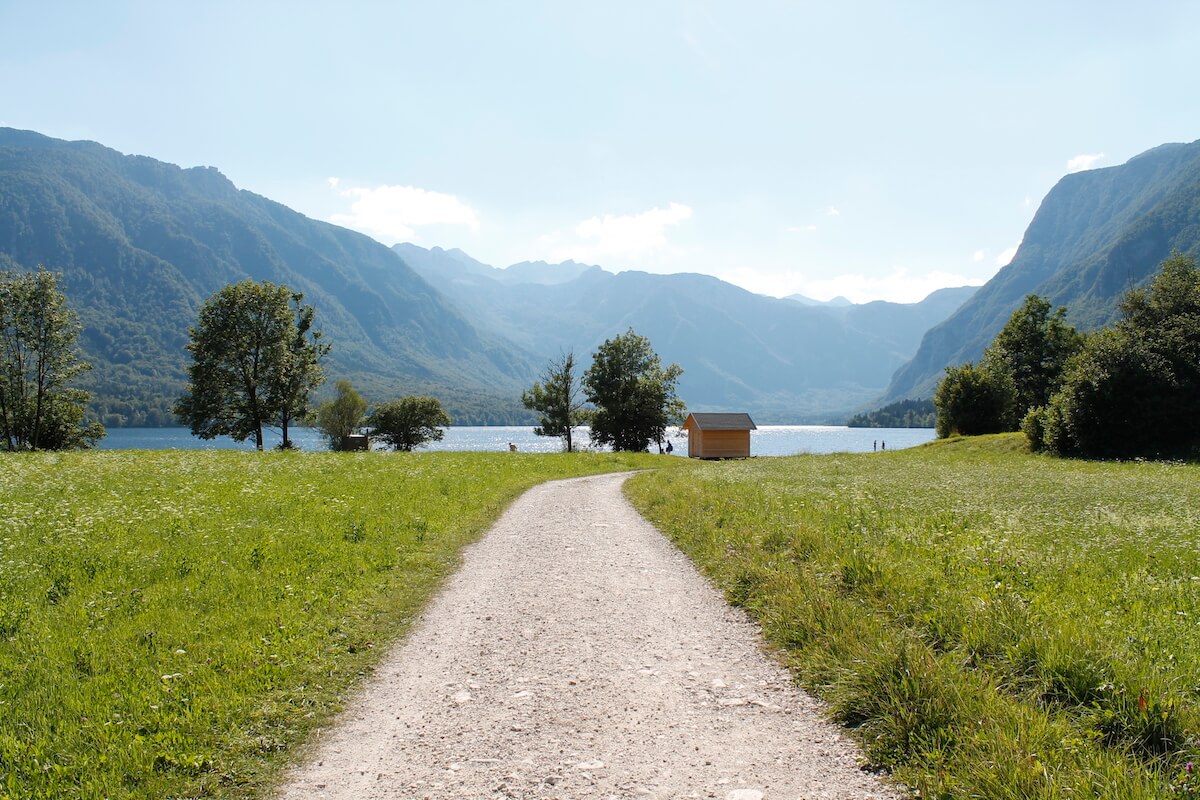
[{"left": 0, "top": 128, "right": 536, "bottom": 426}]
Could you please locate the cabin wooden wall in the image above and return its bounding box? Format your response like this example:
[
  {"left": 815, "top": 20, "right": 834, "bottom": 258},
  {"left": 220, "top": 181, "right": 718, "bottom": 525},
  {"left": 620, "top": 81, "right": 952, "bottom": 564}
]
[{"left": 690, "top": 429, "right": 750, "bottom": 459}]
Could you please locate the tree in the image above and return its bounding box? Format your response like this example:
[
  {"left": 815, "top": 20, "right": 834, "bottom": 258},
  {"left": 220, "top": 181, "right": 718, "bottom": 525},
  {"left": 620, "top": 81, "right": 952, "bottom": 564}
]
[
  {"left": 522, "top": 350, "right": 588, "bottom": 452},
  {"left": 315, "top": 380, "right": 369, "bottom": 451},
  {"left": 175, "top": 280, "right": 326, "bottom": 450},
  {"left": 368, "top": 396, "right": 451, "bottom": 451},
  {"left": 934, "top": 361, "right": 1016, "bottom": 438},
  {"left": 0, "top": 268, "right": 104, "bottom": 451},
  {"left": 1027, "top": 253, "right": 1200, "bottom": 458},
  {"left": 933, "top": 295, "right": 1080, "bottom": 438},
  {"left": 583, "top": 329, "right": 685, "bottom": 452},
  {"left": 271, "top": 293, "right": 329, "bottom": 448},
  {"left": 984, "top": 294, "right": 1082, "bottom": 416}
]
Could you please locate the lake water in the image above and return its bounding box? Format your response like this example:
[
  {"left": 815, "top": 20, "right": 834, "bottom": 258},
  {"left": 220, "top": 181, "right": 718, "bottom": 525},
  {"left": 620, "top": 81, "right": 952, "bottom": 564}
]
[{"left": 97, "top": 425, "right": 936, "bottom": 456}]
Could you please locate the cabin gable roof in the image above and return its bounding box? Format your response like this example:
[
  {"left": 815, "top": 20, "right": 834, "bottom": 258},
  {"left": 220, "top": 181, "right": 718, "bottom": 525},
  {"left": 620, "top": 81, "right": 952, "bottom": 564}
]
[{"left": 684, "top": 412, "right": 757, "bottom": 431}]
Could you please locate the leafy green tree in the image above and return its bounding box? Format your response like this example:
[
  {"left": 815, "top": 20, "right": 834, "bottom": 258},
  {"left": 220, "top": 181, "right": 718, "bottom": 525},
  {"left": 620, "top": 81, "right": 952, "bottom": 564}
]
[
  {"left": 1029, "top": 253, "right": 1200, "bottom": 458},
  {"left": 315, "top": 380, "right": 369, "bottom": 451},
  {"left": 175, "top": 280, "right": 326, "bottom": 450},
  {"left": 934, "top": 361, "right": 1016, "bottom": 437},
  {"left": 271, "top": 293, "right": 329, "bottom": 448},
  {"left": 522, "top": 350, "right": 588, "bottom": 452},
  {"left": 0, "top": 267, "right": 104, "bottom": 450},
  {"left": 934, "top": 295, "right": 1080, "bottom": 438},
  {"left": 583, "top": 329, "right": 685, "bottom": 452},
  {"left": 984, "top": 294, "right": 1082, "bottom": 416},
  {"left": 368, "top": 396, "right": 451, "bottom": 451}
]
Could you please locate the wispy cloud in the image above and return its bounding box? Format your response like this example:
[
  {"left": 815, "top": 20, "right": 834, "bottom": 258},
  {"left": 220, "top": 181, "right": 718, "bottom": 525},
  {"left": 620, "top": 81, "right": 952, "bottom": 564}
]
[
  {"left": 1066, "top": 153, "right": 1105, "bottom": 173},
  {"left": 972, "top": 249, "right": 985, "bottom": 262},
  {"left": 540, "top": 203, "right": 693, "bottom": 265},
  {"left": 327, "top": 180, "right": 480, "bottom": 244},
  {"left": 996, "top": 245, "right": 1019, "bottom": 266}
]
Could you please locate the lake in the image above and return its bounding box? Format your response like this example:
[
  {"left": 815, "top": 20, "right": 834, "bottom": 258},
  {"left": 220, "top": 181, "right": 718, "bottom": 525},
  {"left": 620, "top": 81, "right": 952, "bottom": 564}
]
[{"left": 97, "top": 426, "right": 936, "bottom": 456}]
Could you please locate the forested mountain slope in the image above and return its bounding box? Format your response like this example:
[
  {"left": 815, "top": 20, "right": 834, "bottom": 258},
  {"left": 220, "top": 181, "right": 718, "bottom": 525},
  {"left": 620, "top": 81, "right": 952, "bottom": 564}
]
[
  {"left": 0, "top": 129, "right": 535, "bottom": 425},
  {"left": 885, "top": 139, "right": 1200, "bottom": 402}
]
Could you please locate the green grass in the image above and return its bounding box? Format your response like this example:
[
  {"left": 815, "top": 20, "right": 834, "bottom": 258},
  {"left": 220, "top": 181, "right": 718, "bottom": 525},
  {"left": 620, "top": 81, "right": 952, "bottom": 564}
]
[
  {"left": 0, "top": 449, "right": 676, "bottom": 799},
  {"left": 627, "top": 435, "right": 1200, "bottom": 799}
]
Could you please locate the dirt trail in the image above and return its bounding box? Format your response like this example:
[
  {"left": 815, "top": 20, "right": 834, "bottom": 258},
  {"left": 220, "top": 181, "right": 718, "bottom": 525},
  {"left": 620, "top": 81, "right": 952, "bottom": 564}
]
[{"left": 277, "top": 472, "right": 901, "bottom": 800}]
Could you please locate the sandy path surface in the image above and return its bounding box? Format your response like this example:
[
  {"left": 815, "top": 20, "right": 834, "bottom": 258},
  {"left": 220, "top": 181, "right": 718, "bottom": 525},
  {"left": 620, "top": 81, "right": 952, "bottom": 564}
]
[{"left": 277, "top": 472, "right": 901, "bottom": 800}]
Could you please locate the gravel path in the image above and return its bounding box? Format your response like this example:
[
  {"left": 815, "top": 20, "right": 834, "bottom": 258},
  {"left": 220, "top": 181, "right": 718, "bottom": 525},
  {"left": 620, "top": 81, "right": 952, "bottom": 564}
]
[{"left": 277, "top": 472, "right": 902, "bottom": 800}]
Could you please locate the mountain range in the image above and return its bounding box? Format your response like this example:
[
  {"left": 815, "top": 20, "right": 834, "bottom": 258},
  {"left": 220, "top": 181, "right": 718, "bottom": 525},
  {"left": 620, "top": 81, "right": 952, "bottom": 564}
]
[
  {"left": 10, "top": 128, "right": 1194, "bottom": 428},
  {"left": 0, "top": 128, "right": 979, "bottom": 425},
  {"left": 885, "top": 138, "right": 1200, "bottom": 402},
  {"left": 394, "top": 243, "right": 975, "bottom": 421}
]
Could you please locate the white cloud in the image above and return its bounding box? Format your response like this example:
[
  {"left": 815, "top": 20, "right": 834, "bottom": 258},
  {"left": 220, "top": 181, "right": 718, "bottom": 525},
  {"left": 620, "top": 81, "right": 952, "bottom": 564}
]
[
  {"left": 542, "top": 202, "right": 693, "bottom": 265},
  {"left": 826, "top": 206, "right": 841, "bottom": 216},
  {"left": 972, "top": 249, "right": 985, "bottom": 262},
  {"left": 327, "top": 181, "right": 480, "bottom": 244},
  {"left": 326, "top": 176, "right": 340, "bottom": 188},
  {"left": 1066, "top": 153, "right": 1105, "bottom": 173},
  {"left": 996, "top": 245, "right": 1019, "bottom": 266}
]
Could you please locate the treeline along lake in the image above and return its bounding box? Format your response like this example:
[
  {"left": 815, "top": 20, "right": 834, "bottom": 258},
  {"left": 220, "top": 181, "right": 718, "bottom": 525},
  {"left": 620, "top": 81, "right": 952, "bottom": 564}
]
[{"left": 98, "top": 426, "right": 936, "bottom": 455}]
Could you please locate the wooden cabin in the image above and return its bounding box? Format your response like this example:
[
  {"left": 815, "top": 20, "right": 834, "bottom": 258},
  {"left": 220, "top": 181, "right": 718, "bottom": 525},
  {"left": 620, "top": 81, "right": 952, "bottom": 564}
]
[{"left": 682, "top": 412, "right": 757, "bottom": 459}]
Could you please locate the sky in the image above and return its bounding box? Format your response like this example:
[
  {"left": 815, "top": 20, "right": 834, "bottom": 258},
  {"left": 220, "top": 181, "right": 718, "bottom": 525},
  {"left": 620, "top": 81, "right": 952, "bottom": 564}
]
[{"left": 3, "top": 2, "right": 1199, "bottom": 303}]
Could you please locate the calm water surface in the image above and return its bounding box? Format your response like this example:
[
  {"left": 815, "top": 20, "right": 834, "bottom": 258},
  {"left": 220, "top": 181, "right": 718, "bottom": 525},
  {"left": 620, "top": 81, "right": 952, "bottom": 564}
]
[{"left": 98, "top": 426, "right": 935, "bottom": 456}]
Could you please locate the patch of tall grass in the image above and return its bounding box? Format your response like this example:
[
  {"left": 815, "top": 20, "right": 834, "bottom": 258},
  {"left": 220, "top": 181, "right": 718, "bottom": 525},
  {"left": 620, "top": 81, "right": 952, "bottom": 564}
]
[
  {"left": 627, "top": 435, "right": 1200, "bottom": 799},
  {"left": 0, "top": 449, "right": 671, "bottom": 799}
]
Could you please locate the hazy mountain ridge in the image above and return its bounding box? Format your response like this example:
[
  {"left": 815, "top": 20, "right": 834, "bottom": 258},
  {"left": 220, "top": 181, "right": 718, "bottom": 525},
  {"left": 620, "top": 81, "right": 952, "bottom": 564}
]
[
  {"left": 0, "top": 128, "right": 536, "bottom": 425},
  {"left": 785, "top": 293, "right": 853, "bottom": 307},
  {"left": 885, "top": 138, "right": 1200, "bottom": 402},
  {"left": 396, "top": 244, "right": 976, "bottom": 422}
]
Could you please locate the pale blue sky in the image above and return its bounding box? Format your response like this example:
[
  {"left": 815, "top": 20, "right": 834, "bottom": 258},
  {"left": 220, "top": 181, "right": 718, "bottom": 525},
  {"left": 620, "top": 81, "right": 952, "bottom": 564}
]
[{"left": 3, "top": 1, "right": 1199, "bottom": 302}]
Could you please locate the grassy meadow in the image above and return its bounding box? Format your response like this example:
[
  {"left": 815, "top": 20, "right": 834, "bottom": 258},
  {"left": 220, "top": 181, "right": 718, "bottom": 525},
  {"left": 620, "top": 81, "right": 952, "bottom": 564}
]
[
  {"left": 0, "top": 448, "right": 672, "bottom": 799},
  {"left": 627, "top": 434, "right": 1200, "bottom": 799}
]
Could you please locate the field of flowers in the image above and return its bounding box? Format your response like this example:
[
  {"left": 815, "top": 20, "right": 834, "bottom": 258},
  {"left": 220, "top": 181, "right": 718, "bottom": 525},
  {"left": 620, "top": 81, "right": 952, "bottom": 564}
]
[
  {"left": 0, "top": 449, "right": 671, "bottom": 799},
  {"left": 627, "top": 434, "right": 1200, "bottom": 799}
]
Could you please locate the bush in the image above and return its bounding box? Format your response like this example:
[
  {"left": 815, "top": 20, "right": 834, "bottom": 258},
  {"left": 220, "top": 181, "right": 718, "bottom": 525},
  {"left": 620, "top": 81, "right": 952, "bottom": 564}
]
[
  {"left": 368, "top": 396, "right": 451, "bottom": 451},
  {"left": 315, "top": 380, "right": 368, "bottom": 451},
  {"left": 934, "top": 362, "right": 1016, "bottom": 437},
  {"left": 1020, "top": 254, "right": 1199, "bottom": 460}
]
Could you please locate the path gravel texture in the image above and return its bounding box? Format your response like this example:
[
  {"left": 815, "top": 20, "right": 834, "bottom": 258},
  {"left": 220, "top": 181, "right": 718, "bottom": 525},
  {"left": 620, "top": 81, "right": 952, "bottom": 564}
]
[{"left": 277, "top": 472, "right": 902, "bottom": 800}]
